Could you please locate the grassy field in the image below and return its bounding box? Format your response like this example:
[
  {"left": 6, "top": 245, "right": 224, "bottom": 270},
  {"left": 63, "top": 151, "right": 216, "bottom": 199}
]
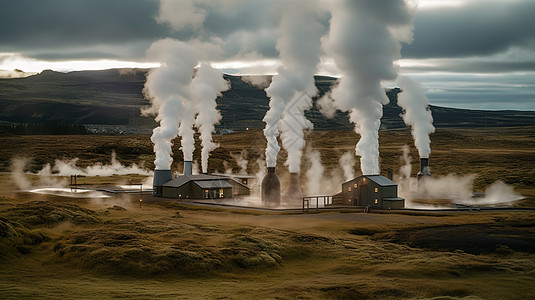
[
  {"left": 0, "top": 127, "right": 534, "bottom": 299},
  {"left": 0, "top": 180, "right": 534, "bottom": 299},
  {"left": 1, "top": 126, "right": 534, "bottom": 191}
]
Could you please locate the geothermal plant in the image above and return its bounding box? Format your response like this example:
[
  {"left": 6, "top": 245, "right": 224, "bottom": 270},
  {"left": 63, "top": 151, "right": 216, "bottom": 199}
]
[{"left": 143, "top": 0, "right": 435, "bottom": 210}]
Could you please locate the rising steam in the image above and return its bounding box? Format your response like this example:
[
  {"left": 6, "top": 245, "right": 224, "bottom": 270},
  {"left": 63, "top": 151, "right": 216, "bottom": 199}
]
[
  {"left": 339, "top": 151, "right": 356, "bottom": 181},
  {"left": 305, "top": 148, "right": 324, "bottom": 195},
  {"left": 143, "top": 39, "right": 197, "bottom": 170},
  {"left": 399, "top": 145, "right": 412, "bottom": 180},
  {"left": 397, "top": 76, "right": 435, "bottom": 158},
  {"left": 263, "top": 0, "right": 325, "bottom": 172},
  {"left": 322, "top": 0, "right": 415, "bottom": 175},
  {"left": 193, "top": 63, "right": 230, "bottom": 173},
  {"left": 144, "top": 38, "right": 229, "bottom": 172},
  {"left": 395, "top": 151, "right": 524, "bottom": 207}
]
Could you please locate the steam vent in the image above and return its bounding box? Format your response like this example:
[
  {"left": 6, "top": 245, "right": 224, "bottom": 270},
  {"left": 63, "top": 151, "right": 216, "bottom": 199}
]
[
  {"left": 417, "top": 157, "right": 431, "bottom": 181},
  {"left": 285, "top": 172, "right": 303, "bottom": 206},
  {"left": 153, "top": 169, "right": 173, "bottom": 196},
  {"left": 262, "top": 167, "right": 281, "bottom": 207}
]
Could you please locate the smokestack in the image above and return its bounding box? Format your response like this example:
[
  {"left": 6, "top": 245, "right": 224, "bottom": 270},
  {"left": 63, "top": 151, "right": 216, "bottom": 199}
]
[
  {"left": 183, "top": 161, "right": 192, "bottom": 176},
  {"left": 153, "top": 169, "right": 173, "bottom": 196},
  {"left": 261, "top": 167, "right": 280, "bottom": 207},
  {"left": 285, "top": 172, "right": 303, "bottom": 206},
  {"left": 417, "top": 157, "right": 431, "bottom": 180}
]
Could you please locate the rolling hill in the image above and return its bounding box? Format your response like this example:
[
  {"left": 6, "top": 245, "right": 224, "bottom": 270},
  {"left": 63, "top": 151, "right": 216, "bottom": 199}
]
[{"left": 1, "top": 69, "right": 534, "bottom": 133}]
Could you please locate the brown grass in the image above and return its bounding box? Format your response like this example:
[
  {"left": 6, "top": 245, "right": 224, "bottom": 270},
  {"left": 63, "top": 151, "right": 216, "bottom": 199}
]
[
  {"left": 1, "top": 126, "right": 534, "bottom": 192},
  {"left": 0, "top": 127, "right": 534, "bottom": 298},
  {"left": 1, "top": 181, "right": 534, "bottom": 299}
]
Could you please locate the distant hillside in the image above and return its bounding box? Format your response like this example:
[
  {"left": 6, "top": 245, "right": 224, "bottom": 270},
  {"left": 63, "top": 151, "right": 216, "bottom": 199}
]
[{"left": 1, "top": 69, "right": 534, "bottom": 133}]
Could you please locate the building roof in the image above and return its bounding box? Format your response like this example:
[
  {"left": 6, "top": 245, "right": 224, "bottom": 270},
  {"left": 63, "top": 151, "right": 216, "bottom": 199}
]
[
  {"left": 343, "top": 175, "right": 398, "bottom": 187},
  {"left": 194, "top": 180, "right": 233, "bottom": 189},
  {"left": 365, "top": 175, "right": 398, "bottom": 186},
  {"left": 162, "top": 174, "right": 231, "bottom": 188},
  {"left": 162, "top": 174, "right": 249, "bottom": 190}
]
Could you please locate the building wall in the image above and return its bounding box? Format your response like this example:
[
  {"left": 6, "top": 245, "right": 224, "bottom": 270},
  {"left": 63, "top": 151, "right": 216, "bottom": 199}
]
[
  {"left": 162, "top": 184, "right": 234, "bottom": 199},
  {"left": 228, "top": 180, "right": 251, "bottom": 197},
  {"left": 341, "top": 176, "right": 402, "bottom": 208},
  {"left": 382, "top": 200, "right": 405, "bottom": 209},
  {"left": 162, "top": 184, "right": 191, "bottom": 199},
  {"left": 367, "top": 181, "right": 380, "bottom": 207}
]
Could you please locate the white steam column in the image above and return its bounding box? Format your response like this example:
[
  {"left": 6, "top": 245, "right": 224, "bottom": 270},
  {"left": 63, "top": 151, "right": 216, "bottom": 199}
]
[
  {"left": 396, "top": 76, "right": 435, "bottom": 182},
  {"left": 143, "top": 40, "right": 198, "bottom": 196},
  {"left": 322, "top": 0, "right": 415, "bottom": 175},
  {"left": 261, "top": 0, "right": 324, "bottom": 205}
]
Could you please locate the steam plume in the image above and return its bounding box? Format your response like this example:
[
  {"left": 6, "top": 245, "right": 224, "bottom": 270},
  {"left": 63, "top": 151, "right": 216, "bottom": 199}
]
[
  {"left": 263, "top": 0, "right": 325, "bottom": 172},
  {"left": 399, "top": 145, "right": 412, "bottom": 180},
  {"left": 143, "top": 39, "right": 197, "bottom": 170},
  {"left": 193, "top": 63, "right": 230, "bottom": 173},
  {"left": 396, "top": 76, "right": 435, "bottom": 158},
  {"left": 339, "top": 151, "right": 355, "bottom": 181},
  {"left": 10, "top": 157, "right": 32, "bottom": 190},
  {"left": 44, "top": 151, "right": 150, "bottom": 177},
  {"left": 305, "top": 149, "right": 324, "bottom": 195},
  {"left": 323, "top": 0, "right": 414, "bottom": 175}
]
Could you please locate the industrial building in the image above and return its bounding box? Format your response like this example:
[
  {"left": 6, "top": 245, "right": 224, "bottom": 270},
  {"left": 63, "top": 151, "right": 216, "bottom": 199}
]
[
  {"left": 334, "top": 175, "right": 405, "bottom": 209},
  {"left": 160, "top": 174, "right": 250, "bottom": 199},
  {"left": 153, "top": 161, "right": 251, "bottom": 200}
]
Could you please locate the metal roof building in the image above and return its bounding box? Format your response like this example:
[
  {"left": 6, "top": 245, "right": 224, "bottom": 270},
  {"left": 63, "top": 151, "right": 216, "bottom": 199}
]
[
  {"left": 335, "top": 175, "right": 405, "bottom": 209},
  {"left": 161, "top": 174, "right": 250, "bottom": 200}
]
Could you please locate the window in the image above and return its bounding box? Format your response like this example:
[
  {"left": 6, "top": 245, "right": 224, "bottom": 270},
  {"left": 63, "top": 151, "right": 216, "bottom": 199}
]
[
  {"left": 348, "top": 199, "right": 352, "bottom": 203},
  {"left": 219, "top": 189, "right": 224, "bottom": 198},
  {"left": 348, "top": 186, "right": 351, "bottom": 192},
  {"left": 374, "top": 199, "right": 378, "bottom": 204},
  {"left": 375, "top": 188, "right": 378, "bottom": 193},
  {"left": 354, "top": 183, "right": 357, "bottom": 188},
  {"left": 204, "top": 190, "right": 209, "bottom": 199}
]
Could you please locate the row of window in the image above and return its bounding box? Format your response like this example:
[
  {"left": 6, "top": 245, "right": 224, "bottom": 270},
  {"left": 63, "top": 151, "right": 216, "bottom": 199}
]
[
  {"left": 204, "top": 188, "right": 225, "bottom": 199},
  {"left": 347, "top": 185, "right": 379, "bottom": 193},
  {"left": 346, "top": 198, "right": 379, "bottom": 204}
]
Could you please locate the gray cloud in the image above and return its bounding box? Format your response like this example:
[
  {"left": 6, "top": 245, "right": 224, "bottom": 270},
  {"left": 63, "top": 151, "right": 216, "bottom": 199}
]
[
  {"left": 1, "top": 0, "right": 534, "bottom": 78},
  {"left": 406, "top": 73, "right": 535, "bottom": 111},
  {"left": 0, "top": 0, "right": 166, "bottom": 59},
  {"left": 0, "top": 0, "right": 324, "bottom": 61},
  {"left": 402, "top": 0, "right": 535, "bottom": 59}
]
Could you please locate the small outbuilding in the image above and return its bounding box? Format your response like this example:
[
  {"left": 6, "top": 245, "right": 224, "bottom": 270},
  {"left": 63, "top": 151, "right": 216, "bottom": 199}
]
[
  {"left": 338, "top": 175, "right": 404, "bottom": 209},
  {"left": 161, "top": 174, "right": 250, "bottom": 200}
]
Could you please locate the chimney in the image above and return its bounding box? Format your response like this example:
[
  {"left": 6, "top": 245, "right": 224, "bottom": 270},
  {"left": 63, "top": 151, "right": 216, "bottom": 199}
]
[
  {"left": 261, "top": 167, "right": 280, "bottom": 207},
  {"left": 183, "top": 161, "right": 192, "bottom": 176},
  {"left": 417, "top": 157, "right": 431, "bottom": 181},
  {"left": 153, "top": 169, "right": 173, "bottom": 197}
]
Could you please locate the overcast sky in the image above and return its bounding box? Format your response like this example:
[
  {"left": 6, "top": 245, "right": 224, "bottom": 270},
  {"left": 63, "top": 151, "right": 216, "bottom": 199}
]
[{"left": 0, "top": 0, "right": 534, "bottom": 111}]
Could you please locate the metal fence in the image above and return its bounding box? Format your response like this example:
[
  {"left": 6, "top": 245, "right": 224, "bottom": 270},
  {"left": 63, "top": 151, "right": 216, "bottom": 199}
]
[{"left": 302, "top": 195, "right": 333, "bottom": 212}]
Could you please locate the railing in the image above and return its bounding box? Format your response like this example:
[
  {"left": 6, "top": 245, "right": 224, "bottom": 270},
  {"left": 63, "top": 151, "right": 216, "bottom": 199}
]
[{"left": 302, "top": 195, "right": 333, "bottom": 212}]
